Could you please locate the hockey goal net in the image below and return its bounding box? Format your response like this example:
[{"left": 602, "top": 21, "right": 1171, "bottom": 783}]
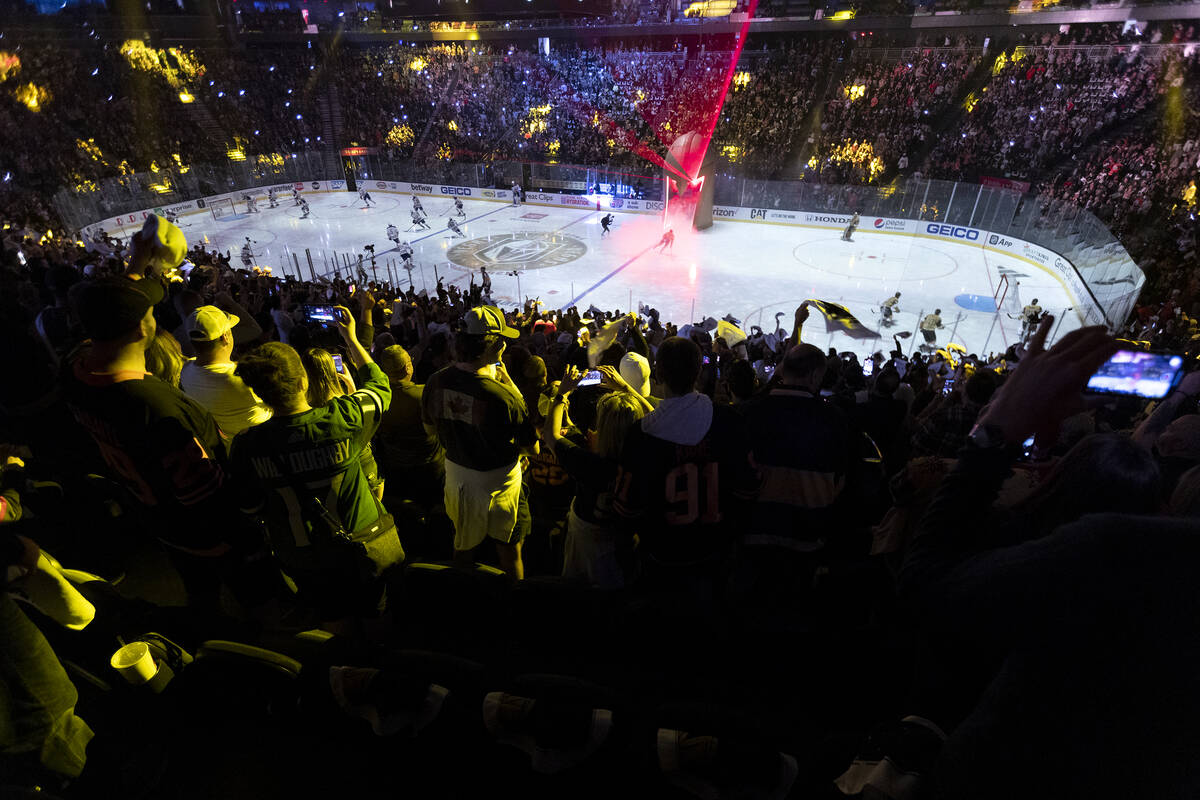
[
  {"left": 993, "top": 274, "right": 1020, "bottom": 316},
  {"left": 209, "top": 197, "right": 236, "bottom": 222}
]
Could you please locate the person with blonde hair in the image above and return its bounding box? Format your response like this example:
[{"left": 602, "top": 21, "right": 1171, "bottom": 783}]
[
  {"left": 144, "top": 329, "right": 186, "bottom": 388},
  {"left": 544, "top": 365, "right": 652, "bottom": 588}
]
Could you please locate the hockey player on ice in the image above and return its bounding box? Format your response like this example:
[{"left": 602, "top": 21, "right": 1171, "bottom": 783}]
[
  {"left": 164, "top": 209, "right": 180, "bottom": 225},
  {"left": 398, "top": 241, "right": 414, "bottom": 267},
  {"left": 447, "top": 218, "right": 465, "bottom": 238},
  {"left": 600, "top": 213, "right": 614, "bottom": 237},
  {"left": 387, "top": 224, "right": 400, "bottom": 245},
  {"left": 241, "top": 239, "right": 254, "bottom": 267},
  {"left": 359, "top": 186, "right": 375, "bottom": 208},
  {"left": 411, "top": 208, "right": 430, "bottom": 230},
  {"left": 412, "top": 196, "right": 424, "bottom": 214},
  {"left": 841, "top": 212, "right": 860, "bottom": 242},
  {"left": 453, "top": 197, "right": 466, "bottom": 217},
  {"left": 480, "top": 266, "right": 492, "bottom": 295},
  {"left": 1020, "top": 298, "right": 1043, "bottom": 344},
  {"left": 268, "top": 188, "right": 279, "bottom": 208},
  {"left": 244, "top": 194, "right": 259, "bottom": 213},
  {"left": 511, "top": 182, "right": 522, "bottom": 205},
  {"left": 919, "top": 309, "right": 944, "bottom": 351},
  {"left": 292, "top": 187, "right": 302, "bottom": 205},
  {"left": 656, "top": 228, "right": 675, "bottom": 253},
  {"left": 879, "top": 291, "right": 901, "bottom": 326},
  {"left": 299, "top": 198, "right": 311, "bottom": 219}
]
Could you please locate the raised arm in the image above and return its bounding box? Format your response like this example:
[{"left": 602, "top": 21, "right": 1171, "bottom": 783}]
[{"left": 786, "top": 303, "right": 810, "bottom": 351}]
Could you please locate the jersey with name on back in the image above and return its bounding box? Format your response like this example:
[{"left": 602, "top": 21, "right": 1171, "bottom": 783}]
[{"left": 230, "top": 363, "right": 390, "bottom": 551}]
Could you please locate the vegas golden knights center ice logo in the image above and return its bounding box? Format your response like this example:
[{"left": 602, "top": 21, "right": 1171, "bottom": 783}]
[{"left": 446, "top": 232, "right": 587, "bottom": 271}]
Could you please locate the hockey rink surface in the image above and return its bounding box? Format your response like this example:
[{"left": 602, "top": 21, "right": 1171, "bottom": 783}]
[{"left": 185, "top": 192, "right": 1082, "bottom": 359}]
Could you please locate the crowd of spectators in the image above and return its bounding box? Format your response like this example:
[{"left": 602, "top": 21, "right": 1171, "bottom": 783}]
[
  {"left": 923, "top": 44, "right": 1161, "bottom": 182},
  {"left": 809, "top": 44, "right": 979, "bottom": 183},
  {"left": 8, "top": 196, "right": 1200, "bottom": 796}
]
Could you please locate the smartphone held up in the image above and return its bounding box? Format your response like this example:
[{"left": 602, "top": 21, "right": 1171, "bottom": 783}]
[{"left": 1085, "top": 350, "right": 1185, "bottom": 400}]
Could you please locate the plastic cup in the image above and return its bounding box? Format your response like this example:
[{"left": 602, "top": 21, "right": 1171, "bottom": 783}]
[{"left": 111, "top": 641, "right": 158, "bottom": 684}]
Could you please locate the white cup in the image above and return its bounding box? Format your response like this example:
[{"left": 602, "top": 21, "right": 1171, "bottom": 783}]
[{"left": 110, "top": 641, "right": 158, "bottom": 684}]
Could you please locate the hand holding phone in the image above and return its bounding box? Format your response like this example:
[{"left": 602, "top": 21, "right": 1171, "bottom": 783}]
[
  {"left": 577, "top": 370, "right": 603, "bottom": 387},
  {"left": 332, "top": 354, "right": 345, "bottom": 374},
  {"left": 304, "top": 304, "right": 337, "bottom": 324}
]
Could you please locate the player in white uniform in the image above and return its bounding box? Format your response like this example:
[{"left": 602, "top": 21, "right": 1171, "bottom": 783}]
[
  {"left": 398, "top": 241, "right": 414, "bottom": 269},
  {"left": 359, "top": 186, "right": 375, "bottom": 208},
  {"left": 244, "top": 193, "right": 259, "bottom": 213},
  {"left": 841, "top": 212, "right": 860, "bottom": 242},
  {"left": 292, "top": 187, "right": 302, "bottom": 206},
  {"left": 447, "top": 218, "right": 465, "bottom": 238},
  {"left": 453, "top": 197, "right": 466, "bottom": 217},
  {"left": 386, "top": 224, "right": 400, "bottom": 245},
  {"left": 268, "top": 188, "right": 279, "bottom": 208},
  {"left": 412, "top": 196, "right": 424, "bottom": 214},
  {"left": 299, "top": 198, "right": 311, "bottom": 219},
  {"left": 511, "top": 182, "right": 522, "bottom": 206},
  {"left": 411, "top": 208, "right": 429, "bottom": 230}
]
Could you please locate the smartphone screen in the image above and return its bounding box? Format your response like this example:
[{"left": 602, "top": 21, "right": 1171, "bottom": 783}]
[
  {"left": 17, "top": 251, "right": 26, "bottom": 265},
  {"left": 577, "top": 370, "right": 602, "bottom": 387},
  {"left": 942, "top": 378, "right": 955, "bottom": 396},
  {"left": 862, "top": 362, "right": 873, "bottom": 377},
  {"left": 702, "top": 355, "right": 712, "bottom": 365},
  {"left": 1086, "top": 350, "right": 1184, "bottom": 399},
  {"left": 305, "top": 305, "right": 337, "bottom": 323},
  {"left": 332, "top": 354, "right": 345, "bottom": 374}
]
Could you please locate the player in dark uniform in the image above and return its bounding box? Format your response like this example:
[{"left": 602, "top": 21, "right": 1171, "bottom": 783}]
[
  {"left": 656, "top": 228, "right": 675, "bottom": 253},
  {"left": 600, "top": 213, "right": 614, "bottom": 237}
]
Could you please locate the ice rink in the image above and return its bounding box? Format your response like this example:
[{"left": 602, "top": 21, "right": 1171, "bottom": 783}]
[{"left": 184, "top": 191, "right": 1083, "bottom": 358}]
